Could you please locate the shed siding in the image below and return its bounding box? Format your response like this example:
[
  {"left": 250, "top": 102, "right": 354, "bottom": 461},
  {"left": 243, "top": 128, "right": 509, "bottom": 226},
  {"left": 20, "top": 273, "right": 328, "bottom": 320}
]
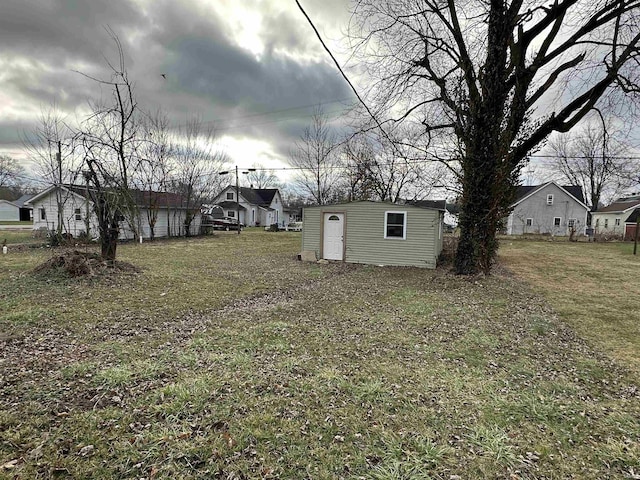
[{"left": 303, "top": 202, "right": 442, "bottom": 268}]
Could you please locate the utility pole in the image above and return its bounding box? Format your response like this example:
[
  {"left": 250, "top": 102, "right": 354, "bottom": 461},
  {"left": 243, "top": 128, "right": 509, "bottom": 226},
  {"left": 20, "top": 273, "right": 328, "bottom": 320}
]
[
  {"left": 235, "top": 165, "right": 241, "bottom": 235},
  {"left": 56, "top": 140, "right": 63, "bottom": 236}
]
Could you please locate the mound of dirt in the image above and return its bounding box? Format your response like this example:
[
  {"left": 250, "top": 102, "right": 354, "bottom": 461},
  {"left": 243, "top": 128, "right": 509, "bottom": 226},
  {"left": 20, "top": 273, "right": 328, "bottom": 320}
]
[{"left": 32, "top": 250, "right": 141, "bottom": 277}]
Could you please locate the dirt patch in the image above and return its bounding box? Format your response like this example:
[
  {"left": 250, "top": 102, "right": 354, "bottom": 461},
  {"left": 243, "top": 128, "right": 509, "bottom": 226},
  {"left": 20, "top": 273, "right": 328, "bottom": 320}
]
[{"left": 31, "top": 250, "right": 141, "bottom": 278}]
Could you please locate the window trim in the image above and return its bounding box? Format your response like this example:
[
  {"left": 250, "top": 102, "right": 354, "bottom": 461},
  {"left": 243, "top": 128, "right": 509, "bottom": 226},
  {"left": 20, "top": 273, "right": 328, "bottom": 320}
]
[
  {"left": 525, "top": 218, "right": 533, "bottom": 227},
  {"left": 615, "top": 218, "right": 620, "bottom": 226},
  {"left": 226, "top": 192, "right": 234, "bottom": 200},
  {"left": 604, "top": 218, "right": 609, "bottom": 228},
  {"left": 384, "top": 211, "right": 407, "bottom": 240},
  {"left": 74, "top": 208, "right": 82, "bottom": 221},
  {"left": 553, "top": 216, "right": 561, "bottom": 227},
  {"left": 568, "top": 218, "right": 576, "bottom": 228},
  {"left": 227, "top": 210, "right": 235, "bottom": 218},
  {"left": 546, "top": 194, "right": 554, "bottom": 205}
]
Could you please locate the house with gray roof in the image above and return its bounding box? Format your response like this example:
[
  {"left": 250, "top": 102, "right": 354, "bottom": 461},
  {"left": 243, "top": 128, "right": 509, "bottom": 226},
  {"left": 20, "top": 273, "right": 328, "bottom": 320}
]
[
  {"left": 505, "top": 182, "right": 589, "bottom": 236},
  {"left": 591, "top": 194, "right": 640, "bottom": 236},
  {"left": 211, "top": 186, "right": 285, "bottom": 228},
  {"left": 0, "top": 194, "right": 33, "bottom": 221}
]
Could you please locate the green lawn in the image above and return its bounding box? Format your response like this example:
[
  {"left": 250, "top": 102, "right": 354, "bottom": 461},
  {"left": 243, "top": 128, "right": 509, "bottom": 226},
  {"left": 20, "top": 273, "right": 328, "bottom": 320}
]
[
  {"left": 1, "top": 232, "right": 639, "bottom": 479},
  {"left": 0, "top": 230, "right": 40, "bottom": 245},
  {"left": 500, "top": 239, "right": 640, "bottom": 372}
]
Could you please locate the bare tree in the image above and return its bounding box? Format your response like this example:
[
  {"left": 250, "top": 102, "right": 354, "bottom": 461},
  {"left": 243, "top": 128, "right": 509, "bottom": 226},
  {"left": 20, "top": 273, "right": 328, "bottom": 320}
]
[
  {"left": 169, "top": 117, "right": 227, "bottom": 236},
  {"left": 351, "top": 0, "right": 640, "bottom": 274},
  {"left": 135, "top": 110, "right": 173, "bottom": 241},
  {"left": 78, "top": 30, "right": 142, "bottom": 261},
  {"left": 548, "top": 115, "right": 633, "bottom": 210},
  {"left": 0, "top": 155, "right": 24, "bottom": 189},
  {"left": 22, "top": 105, "right": 80, "bottom": 236},
  {"left": 289, "top": 107, "right": 343, "bottom": 205},
  {"left": 245, "top": 163, "right": 282, "bottom": 189}
]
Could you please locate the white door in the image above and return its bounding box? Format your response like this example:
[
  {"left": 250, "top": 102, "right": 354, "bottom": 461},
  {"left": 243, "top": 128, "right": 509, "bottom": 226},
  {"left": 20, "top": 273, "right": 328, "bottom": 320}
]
[{"left": 323, "top": 213, "right": 344, "bottom": 260}]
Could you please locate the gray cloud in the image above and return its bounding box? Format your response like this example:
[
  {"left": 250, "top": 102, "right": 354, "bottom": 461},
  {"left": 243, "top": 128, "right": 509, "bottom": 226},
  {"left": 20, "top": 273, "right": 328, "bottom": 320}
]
[{"left": 0, "top": 0, "right": 355, "bottom": 167}]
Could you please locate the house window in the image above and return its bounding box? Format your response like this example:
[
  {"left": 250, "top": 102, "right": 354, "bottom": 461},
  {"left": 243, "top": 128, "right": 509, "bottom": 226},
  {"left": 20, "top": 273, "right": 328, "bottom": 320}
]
[
  {"left": 615, "top": 218, "right": 620, "bottom": 226},
  {"left": 384, "top": 211, "right": 407, "bottom": 239},
  {"left": 596, "top": 219, "right": 600, "bottom": 227},
  {"left": 226, "top": 192, "right": 234, "bottom": 200},
  {"left": 227, "top": 211, "right": 235, "bottom": 218},
  {"left": 39, "top": 208, "right": 46, "bottom": 220},
  {"left": 568, "top": 219, "right": 576, "bottom": 228},
  {"left": 604, "top": 219, "right": 608, "bottom": 228},
  {"left": 75, "top": 208, "right": 82, "bottom": 221},
  {"left": 546, "top": 194, "right": 554, "bottom": 205},
  {"left": 526, "top": 218, "right": 533, "bottom": 226},
  {"left": 554, "top": 217, "right": 561, "bottom": 227}
]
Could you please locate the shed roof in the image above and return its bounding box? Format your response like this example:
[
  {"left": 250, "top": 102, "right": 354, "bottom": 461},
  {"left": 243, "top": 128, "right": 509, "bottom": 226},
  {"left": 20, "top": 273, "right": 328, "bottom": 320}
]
[{"left": 304, "top": 200, "right": 445, "bottom": 211}]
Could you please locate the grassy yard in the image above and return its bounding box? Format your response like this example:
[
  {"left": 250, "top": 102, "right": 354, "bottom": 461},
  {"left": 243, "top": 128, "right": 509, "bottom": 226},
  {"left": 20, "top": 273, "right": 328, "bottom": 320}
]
[
  {"left": 0, "top": 230, "right": 41, "bottom": 245},
  {"left": 500, "top": 239, "right": 640, "bottom": 372},
  {"left": 1, "top": 232, "right": 639, "bottom": 479}
]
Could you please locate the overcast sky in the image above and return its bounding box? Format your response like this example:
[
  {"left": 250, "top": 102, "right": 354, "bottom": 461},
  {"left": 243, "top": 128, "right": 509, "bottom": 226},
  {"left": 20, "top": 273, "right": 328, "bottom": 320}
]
[{"left": 0, "top": 0, "right": 356, "bottom": 183}]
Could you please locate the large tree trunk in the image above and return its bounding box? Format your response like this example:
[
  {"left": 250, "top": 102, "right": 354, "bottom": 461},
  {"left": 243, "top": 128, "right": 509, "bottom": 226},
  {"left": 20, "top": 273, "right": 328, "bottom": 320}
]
[{"left": 101, "top": 222, "right": 119, "bottom": 263}]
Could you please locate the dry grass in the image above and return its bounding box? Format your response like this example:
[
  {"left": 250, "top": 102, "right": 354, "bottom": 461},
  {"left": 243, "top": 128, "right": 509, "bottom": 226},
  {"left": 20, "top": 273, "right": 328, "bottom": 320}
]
[
  {"left": 1, "top": 232, "right": 639, "bottom": 479},
  {"left": 500, "top": 239, "right": 640, "bottom": 371}
]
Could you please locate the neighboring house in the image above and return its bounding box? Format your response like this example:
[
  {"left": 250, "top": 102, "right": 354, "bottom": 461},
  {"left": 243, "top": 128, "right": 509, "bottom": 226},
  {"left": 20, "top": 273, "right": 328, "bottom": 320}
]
[
  {"left": 405, "top": 199, "right": 459, "bottom": 228},
  {"left": 591, "top": 194, "right": 640, "bottom": 236},
  {"left": 301, "top": 200, "right": 444, "bottom": 268},
  {"left": 26, "top": 184, "right": 201, "bottom": 239},
  {"left": 211, "top": 186, "right": 285, "bottom": 228},
  {"left": 0, "top": 195, "right": 32, "bottom": 221},
  {"left": 283, "top": 206, "right": 302, "bottom": 225},
  {"left": 624, "top": 208, "right": 640, "bottom": 241},
  {"left": 505, "top": 182, "right": 589, "bottom": 236}
]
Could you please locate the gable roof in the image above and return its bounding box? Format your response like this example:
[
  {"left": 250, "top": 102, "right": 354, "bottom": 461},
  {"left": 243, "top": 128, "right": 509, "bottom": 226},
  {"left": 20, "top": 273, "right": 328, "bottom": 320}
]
[
  {"left": 511, "top": 182, "right": 588, "bottom": 209},
  {"left": 595, "top": 197, "right": 640, "bottom": 214},
  {"left": 625, "top": 208, "right": 640, "bottom": 223},
  {"left": 221, "top": 186, "right": 279, "bottom": 206}
]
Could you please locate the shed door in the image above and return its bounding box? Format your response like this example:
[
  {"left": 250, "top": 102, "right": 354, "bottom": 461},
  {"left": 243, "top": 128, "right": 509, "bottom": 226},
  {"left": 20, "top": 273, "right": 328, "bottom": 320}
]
[{"left": 323, "top": 213, "right": 344, "bottom": 260}]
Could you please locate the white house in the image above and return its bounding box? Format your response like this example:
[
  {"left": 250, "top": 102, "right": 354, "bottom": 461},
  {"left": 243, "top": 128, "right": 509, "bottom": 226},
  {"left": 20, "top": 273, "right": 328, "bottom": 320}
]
[
  {"left": 211, "top": 186, "right": 285, "bottom": 228},
  {"left": 26, "top": 185, "right": 201, "bottom": 239},
  {"left": 591, "top": 194, "right": 640, "bottom": 236},
  {"left": 505, "top": 182, "right": 589, "bottom": 236}
]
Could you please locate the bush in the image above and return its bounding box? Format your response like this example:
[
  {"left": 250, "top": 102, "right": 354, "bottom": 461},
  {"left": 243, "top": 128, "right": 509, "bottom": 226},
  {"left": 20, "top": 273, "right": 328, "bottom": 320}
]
[{"left": 269, "top": 223, "right": 279, "bottom": 232}]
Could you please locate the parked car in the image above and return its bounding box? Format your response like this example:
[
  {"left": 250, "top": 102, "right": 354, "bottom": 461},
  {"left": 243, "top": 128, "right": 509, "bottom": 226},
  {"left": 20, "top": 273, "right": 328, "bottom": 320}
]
[
  {"left": 286, "top": 222, "right": 303, "bottom": 232},
  {"left": 212, "top": 217, "right": 244, "bottom": 231}
]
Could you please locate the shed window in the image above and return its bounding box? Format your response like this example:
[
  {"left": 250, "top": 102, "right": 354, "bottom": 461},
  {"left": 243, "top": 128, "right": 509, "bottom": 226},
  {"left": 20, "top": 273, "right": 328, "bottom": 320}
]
[
  {"left": 226, "top": 192, "right": 234, "bottom": 200},
  {"left": 554, "top": 217, "right": 561, "bottom": 227},
  {"left": 385, "top": 211, "right": 406, "bottom": 239},
  {"left": 615, "top": 218, "right": 620, "bottom": 226},
  {"left": 547, "top": 194, "right": 554, "bottom": 205},
  {"left": 604, "top": 219, "right": 608, "bottom": 228},
  {"left": 568, "top": 219, "right": 576, "bottom": 228},
  {"left": 526, "top": 218, "right": 533, "bottom": 226},
  {"left": 75, "top": 208, "right": 82, "bottom": 221},
  {"left": 39, "top": 208, "right": 46, "bottom": 220}
]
